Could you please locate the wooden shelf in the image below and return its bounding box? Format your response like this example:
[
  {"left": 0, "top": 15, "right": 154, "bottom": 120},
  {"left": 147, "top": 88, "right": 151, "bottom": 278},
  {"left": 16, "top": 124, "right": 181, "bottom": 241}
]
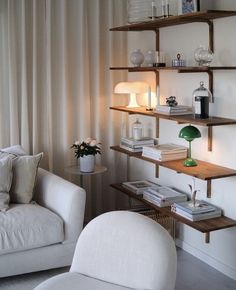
[
  {"left": 111, "top": 183, "right": 236, "bottom": 236},
  {"left": 110, "top": 66, "right": 236, "bottom": 72},
  {"left": 110, "top": 10, "right": 236, "bottom": 31},
  {"left": 110, "top": 145, "right": 236, "bottom": 181},
  {"left": 110, "top": 106, "right": 236, "bottom": 127}
]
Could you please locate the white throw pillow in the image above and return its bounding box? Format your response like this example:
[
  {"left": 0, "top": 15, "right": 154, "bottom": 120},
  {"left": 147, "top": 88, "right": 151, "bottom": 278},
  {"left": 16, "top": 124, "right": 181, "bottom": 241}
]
[
  {"left": 0, "top": 157, "right": 13, "bottom": 211},
  {"left": 10, "top": 152, "right": 43, "bottom": 203},
  {"left": 0, "top": 144, "right": 27, "bottom": 156}
]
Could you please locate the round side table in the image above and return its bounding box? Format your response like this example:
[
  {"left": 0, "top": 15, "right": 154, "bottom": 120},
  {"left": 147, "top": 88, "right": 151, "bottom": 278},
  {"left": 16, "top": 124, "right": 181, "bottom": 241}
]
[{"left": 65, "top": 164, "right": 107, "bottom": 187}]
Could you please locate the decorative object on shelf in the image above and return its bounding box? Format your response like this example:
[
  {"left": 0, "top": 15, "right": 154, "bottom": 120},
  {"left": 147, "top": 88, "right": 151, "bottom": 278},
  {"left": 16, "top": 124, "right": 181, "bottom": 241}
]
[
  {"left": 71, "top": 138, "right": 101, "bottom": 172},
  {"left": 188, "top": 181, "right": 199, "bottom": 207},
  {"left": 178, "top": 0, "right": 199, "bottom": 15},
  {"left": 114, "top": 81, "right": 149, "bottom": 108},
  {"left": 161, "top": 0, "right": 170, "bottom": 18},
  {"left": 153, "top": 51, "right": 166, "bottom": 67},
  {"left": 146, "top": 86, "right": 153, "bottom": 111},
  {"left": 178, "top": 125, "right": 201, "bottom": 167},
  {"left": 194, "top": 45, "right": 214, "bottom": 66},
  {"left": 127, "top": 0, "right": 152, "bottom": 23},
  {"left": 151, "top": 1, "right": 157, "bottom": 19},
  {"left": 132, "top": 118, "right": 143, "bottom": 140},
  {"left": 166, "top": 96, "right": 178, "bottom": 107},
  {"left": 130, "top": 49, "right": 144, "bottom": 67},
  {"left": 172, "top": 53, "right": 186, "bottom": 67},
  {"left": 192, "top": 81, "right": 213, "bottom": 119},
  {"left": 144, "top": 50, "right": 156, "bottom": 67}
]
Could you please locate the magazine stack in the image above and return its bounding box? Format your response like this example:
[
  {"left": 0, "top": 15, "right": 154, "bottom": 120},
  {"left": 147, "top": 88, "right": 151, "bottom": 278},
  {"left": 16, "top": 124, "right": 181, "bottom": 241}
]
[
  {"left": 120, "top": 137, "right": 155, "bottom": 152},
  {"left": 171, "top": 200, "right": 222, "bottom": 221},
  {"left": 143, "top": 186, "right": 187, "bottom": 207},
  {"left": 156, "top": 105, "right": 193, "bottom": 115},
  {"left": 122, "top": 180, "right": 158, "bottom": 195},
  {"left": 142, "top": 143, "right": 187, "bottom": 161}
]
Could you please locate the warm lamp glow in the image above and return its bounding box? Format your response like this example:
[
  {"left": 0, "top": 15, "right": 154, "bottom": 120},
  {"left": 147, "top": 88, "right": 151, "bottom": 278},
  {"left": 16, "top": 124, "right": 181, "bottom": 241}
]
[{"left": 114, "top": 81, "right": 149, "bottom": 108}]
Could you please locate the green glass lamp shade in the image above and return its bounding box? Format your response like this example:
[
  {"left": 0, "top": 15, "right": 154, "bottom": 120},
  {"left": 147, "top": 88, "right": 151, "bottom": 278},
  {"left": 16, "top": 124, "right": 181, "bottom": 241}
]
[{"left": 179, "top": 125, "right": 201, "bottom": 167}]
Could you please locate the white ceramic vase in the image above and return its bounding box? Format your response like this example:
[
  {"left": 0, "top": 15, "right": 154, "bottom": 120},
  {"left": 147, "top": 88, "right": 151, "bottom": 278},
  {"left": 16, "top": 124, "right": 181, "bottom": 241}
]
[{"left": 79, "top": 155, "right": 95, "bottom": 172}]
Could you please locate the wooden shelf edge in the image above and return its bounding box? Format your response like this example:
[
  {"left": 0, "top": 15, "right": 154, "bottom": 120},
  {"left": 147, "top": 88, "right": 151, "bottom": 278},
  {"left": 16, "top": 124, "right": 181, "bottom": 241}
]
[
  {"left": 110, "top": 146, "right": 236, "bottom": 181},
  {"left": 110, "top": 183, "right": 236, "bottom": 233},
  {"left": 110, "top": 66, "right": 236, "bottom": 72},
  {"left": 110, "top": 10, "right": 236, "bottom": 31},
  {"left": 110, "top": 106, "right": 236, "bottom": 127}
]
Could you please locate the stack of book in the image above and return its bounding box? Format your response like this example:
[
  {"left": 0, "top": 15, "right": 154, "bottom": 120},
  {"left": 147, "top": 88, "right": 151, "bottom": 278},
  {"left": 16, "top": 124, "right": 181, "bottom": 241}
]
[
  {"left": 156, "top": 105, "right": 193, "bottom": 115},
  {"left": 171, "top": 200, "right": 222, "bottom": 221},
  {"left": 122, "top": 180, "right": 158, "bottom": 195},
  {"left": 143, "top": 186, "right": 187, "bottom": 207},
  {"left": 120, "top": 137, "right": 155, "bottom": 152},
  {"left": 142, "top": 143, "right": 187, "bottom": 161}
]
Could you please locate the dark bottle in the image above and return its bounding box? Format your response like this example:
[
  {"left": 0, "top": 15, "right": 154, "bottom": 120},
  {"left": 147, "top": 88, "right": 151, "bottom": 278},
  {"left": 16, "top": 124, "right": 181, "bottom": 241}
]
[{"left": 192, "top": 81, "right": 212, "bottom": 119}]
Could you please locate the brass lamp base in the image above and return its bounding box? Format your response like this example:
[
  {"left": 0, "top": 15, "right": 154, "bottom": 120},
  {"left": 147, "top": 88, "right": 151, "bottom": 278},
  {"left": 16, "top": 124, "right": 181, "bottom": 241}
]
[{"left": 183, "top": 158, "right": 198, "bottom": 167}]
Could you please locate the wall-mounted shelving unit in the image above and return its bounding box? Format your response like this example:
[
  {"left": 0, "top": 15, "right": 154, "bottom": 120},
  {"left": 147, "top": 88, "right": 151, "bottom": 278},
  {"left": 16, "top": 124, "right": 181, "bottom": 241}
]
[
  {"left": 110, "top": 106, "right": 236, "bottom": 151},
  {"left": 111, "top": 183, "right": 236, "bottom": 243},
  {"left": 109, "top": 10, "right": 236, "bottom": 243}
]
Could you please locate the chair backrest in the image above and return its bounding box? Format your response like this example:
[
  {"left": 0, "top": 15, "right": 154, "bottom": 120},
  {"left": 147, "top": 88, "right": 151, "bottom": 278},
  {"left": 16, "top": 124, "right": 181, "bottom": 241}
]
[{"left": 70, "top": 211, "right": 177, "bottom": 290}]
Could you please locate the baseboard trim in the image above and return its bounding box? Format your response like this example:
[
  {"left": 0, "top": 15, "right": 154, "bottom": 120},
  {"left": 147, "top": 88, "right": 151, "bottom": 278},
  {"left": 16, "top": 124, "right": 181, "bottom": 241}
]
[{"left": 176, "top": 238, "right": 236, "bottom": 281}]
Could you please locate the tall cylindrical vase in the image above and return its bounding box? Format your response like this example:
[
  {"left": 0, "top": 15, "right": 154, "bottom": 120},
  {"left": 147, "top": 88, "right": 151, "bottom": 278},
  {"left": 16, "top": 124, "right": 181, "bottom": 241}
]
[{"left": 79, "top": 155, "right": 95, "bottom": 172}]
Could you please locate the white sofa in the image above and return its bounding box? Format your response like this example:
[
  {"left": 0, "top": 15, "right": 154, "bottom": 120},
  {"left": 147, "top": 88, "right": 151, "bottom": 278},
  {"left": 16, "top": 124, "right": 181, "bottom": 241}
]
[{"left": 0, "top": 168, "right": 86, "bottom": 278}]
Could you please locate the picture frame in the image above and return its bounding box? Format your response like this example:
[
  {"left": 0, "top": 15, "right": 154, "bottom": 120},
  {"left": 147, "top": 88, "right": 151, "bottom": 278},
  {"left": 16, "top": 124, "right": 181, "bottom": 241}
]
[{"left": 178, "top": 0, "right": 200, "bottom": 15}]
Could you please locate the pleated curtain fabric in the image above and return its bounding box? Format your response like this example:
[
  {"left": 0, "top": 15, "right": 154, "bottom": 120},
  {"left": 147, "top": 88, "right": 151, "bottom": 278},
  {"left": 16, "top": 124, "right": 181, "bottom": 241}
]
[{"left": 0, "top": 0, "right": 128, "bottom": 221}]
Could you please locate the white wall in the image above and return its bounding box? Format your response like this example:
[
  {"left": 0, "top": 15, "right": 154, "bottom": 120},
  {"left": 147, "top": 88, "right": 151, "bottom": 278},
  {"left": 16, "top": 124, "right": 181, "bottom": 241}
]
[{"left": 127, "top": 0, "right": 236, "bottom": 280}]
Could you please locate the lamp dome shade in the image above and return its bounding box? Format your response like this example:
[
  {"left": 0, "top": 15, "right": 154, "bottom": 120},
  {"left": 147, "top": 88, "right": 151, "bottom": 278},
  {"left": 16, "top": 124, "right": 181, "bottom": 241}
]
[
  {"left": 179, "top": 125, "right": 201, "bottom": 142},
  {"left": 114, "top": 82, "right": 149, "bottom": 94}
]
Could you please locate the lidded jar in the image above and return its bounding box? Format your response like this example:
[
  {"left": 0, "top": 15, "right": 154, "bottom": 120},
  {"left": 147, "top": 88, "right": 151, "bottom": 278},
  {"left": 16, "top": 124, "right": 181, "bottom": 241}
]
[
  {"left": 192, "top": 81, "right": 213, "bottom": 119},
  {"left": 132, "top": 118, "right": 143, "bottom": 140}
]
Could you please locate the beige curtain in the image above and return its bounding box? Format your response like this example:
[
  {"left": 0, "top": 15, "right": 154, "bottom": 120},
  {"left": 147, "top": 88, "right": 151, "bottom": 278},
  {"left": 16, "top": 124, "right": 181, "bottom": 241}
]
[{"left": 0, "top": 0, "right": 128, "bottom": 221}]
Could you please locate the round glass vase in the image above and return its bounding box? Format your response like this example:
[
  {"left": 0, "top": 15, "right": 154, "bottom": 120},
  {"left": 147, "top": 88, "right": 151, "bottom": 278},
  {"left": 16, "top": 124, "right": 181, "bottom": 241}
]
[{"left": 79, "top": 155, "right": 95, "bottom": 172}]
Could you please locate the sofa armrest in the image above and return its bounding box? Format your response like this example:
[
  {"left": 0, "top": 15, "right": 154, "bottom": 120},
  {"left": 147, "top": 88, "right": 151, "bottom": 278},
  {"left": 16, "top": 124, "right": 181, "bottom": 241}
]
[{"left": 34, "top": 168, "right": 86, "bottom": 244}]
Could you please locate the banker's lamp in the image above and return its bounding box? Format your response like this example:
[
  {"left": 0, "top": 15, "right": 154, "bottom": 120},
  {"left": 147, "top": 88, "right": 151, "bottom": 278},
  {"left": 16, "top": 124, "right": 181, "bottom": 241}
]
[
  {"left": 114, "top": 81, "right": 149, "bottom": 108},
  {"left": 179, "top": 125, "right": 201, "bottom": 167}
]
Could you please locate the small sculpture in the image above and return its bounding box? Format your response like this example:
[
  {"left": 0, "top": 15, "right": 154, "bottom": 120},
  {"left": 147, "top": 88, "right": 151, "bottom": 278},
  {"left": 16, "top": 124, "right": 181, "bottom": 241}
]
[
  {"left": 166, "top": 96, "right": 178, "bottom": 107},
  {"left": 188, "top": 183, "right": 199, "bottom": 207}
]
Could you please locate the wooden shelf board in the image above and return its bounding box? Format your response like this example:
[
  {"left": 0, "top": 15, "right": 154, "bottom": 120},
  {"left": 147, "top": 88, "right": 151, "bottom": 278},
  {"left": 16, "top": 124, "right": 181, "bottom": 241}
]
[
  {"left": 110, "top": 106, "right": 236, "bottom": 127},
  {"left": 110, "top": 146, "right": 236, "bottom": 180},
  {"left": 110, "top": 106, "right": 156, "bottom": 117},
  {"left": 110, "top": 66, "right": 236, "bottom": 72},
  {"left": 110, "top": 10, "right": 236, "bottom": 31},
  {"left": 111, "top": 183, "right": 236, "bottom": 233}
]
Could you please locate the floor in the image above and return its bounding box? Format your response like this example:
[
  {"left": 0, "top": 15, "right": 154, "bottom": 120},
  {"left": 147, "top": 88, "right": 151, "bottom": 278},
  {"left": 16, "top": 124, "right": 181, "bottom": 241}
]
[
  {"left": 0, "top": 249, "right": 235, "bottom": 290},
  {"left": 175, "top": 249, "right": 236, "bottom": 290}
]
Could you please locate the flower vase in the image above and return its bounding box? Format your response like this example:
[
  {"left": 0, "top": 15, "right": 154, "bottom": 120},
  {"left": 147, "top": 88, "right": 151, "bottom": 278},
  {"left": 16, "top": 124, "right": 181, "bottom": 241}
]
[{"left": 79, "top": 155, "right": 95, "bottom": 172}]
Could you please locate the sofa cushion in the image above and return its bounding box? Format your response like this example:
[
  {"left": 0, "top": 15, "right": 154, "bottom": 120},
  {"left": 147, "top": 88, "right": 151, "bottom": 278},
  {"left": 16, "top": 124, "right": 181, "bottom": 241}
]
[
  {"left": 1, "top": 145, "right": 27, "bottom": 156},
  {"left": 34, "top": 272, "right": 133, "bottom": 290},
  {"left": 10, "top": 152, "right": 43, "bottom": 203},
  {"left": 0, "top": 157, "right": 13, "bottom": 212},
  {"left": 0, "top": 203, "right": 64, "bottom": 255}
]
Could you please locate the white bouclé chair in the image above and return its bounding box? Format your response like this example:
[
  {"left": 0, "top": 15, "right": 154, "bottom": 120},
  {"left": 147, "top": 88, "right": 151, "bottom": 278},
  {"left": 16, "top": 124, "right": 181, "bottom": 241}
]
[{"left": 35, "top": 211, "right": 177, "bottom": 290}]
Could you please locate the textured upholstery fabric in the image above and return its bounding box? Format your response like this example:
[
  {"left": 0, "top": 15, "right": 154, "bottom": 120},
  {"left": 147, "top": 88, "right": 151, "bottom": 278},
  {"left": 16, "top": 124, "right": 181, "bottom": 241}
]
[
  {"left": 35, "top": 273, "right": 132, "bottom": 290},
  {"left": 0, "top": 168, "right": 86, "bottom": 278},
  {"left": 0, "top": 203, "right": 64, "bottom": 255},
  {"left": 35, "top": 211, "right": 177, "bottom": 290},
  {"left": 0, "top": 157, "right": 12, "bottom": 211},
  {"left": 10, "top": 152, "right": 43, "bottom": 203}
]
